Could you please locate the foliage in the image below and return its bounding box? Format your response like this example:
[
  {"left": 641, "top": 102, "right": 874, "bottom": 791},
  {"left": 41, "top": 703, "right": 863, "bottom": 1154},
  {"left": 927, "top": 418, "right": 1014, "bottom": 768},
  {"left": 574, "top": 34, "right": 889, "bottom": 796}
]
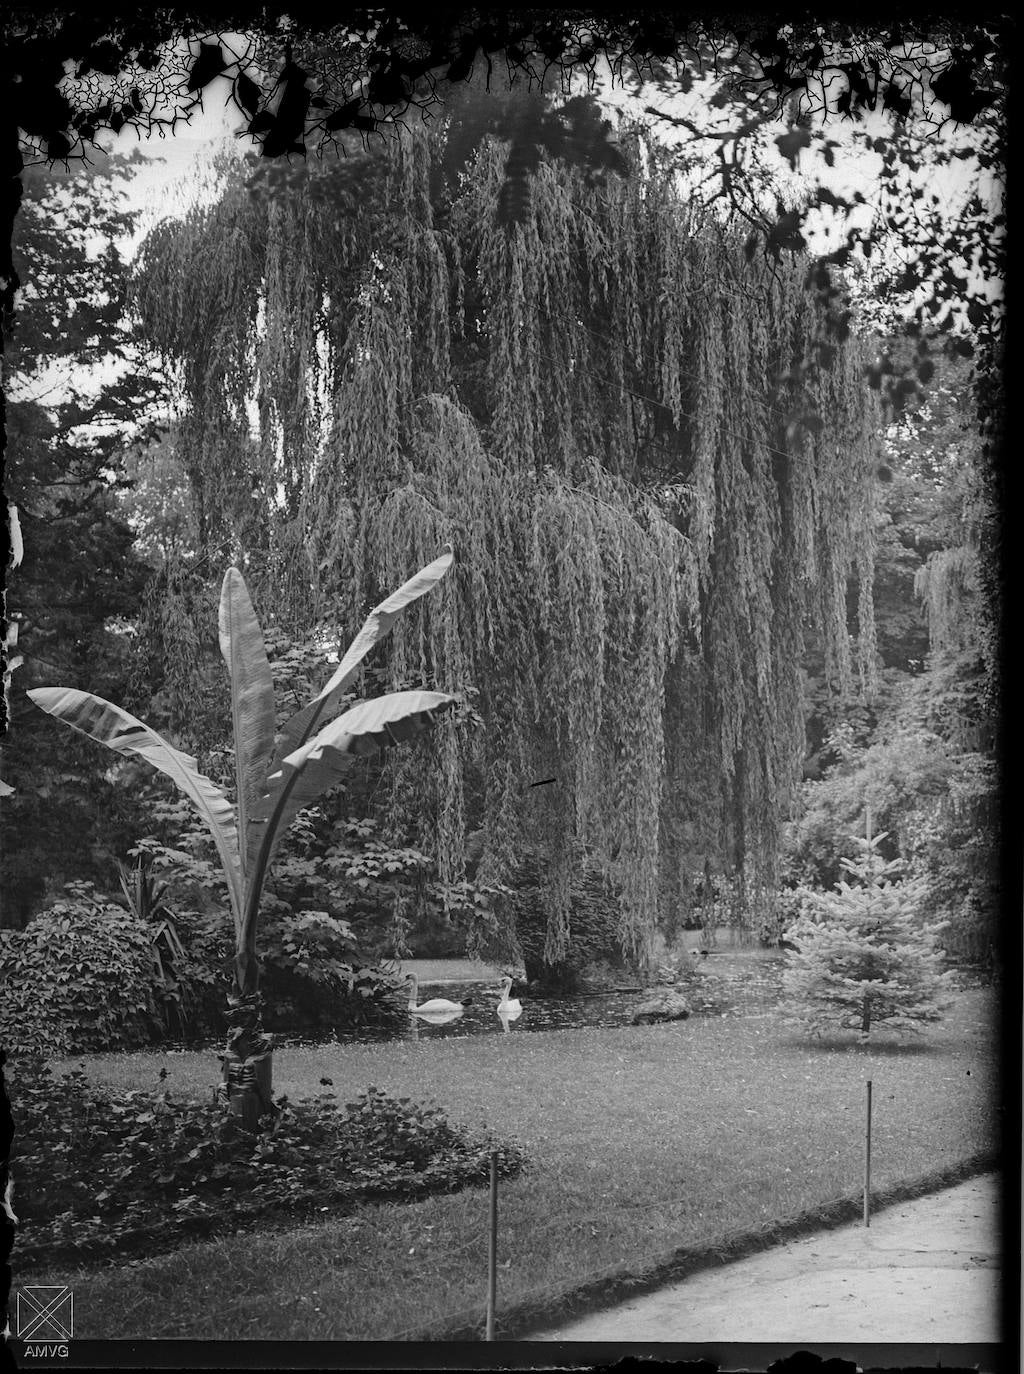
[
  {"left": 7, "top": 13, "right": 1006, "bottom": 164},
  {"left": 118, "top": 425, "right": 201, "bottom": 566},
  {"left": 27, "top": 553, "right": 458, "bottom": 1124},
  {"left": 480, "top": 848, "right": 632, "bottom": 991},
  {"left": 0, "top": 884, "right": 163, "bottom": 1055},
  {"left": 131, "top": 94, "right": 885, "bottom": 962},
  {"left": 12, "top": 1064, "right": 528, "bottom": 1267},
  {"left": 1, "top": 154, "right": 163, "bottom": 926},
  {"left": 10, "top": 22, "right": 1001, "bottom": 978},
  {"left": 782, "top": 832, "right": 956, "bottom": 1040},
  {"left": 256, "top": 913, "right": 410, "bottom": 1033},
  {"left": 140, "top": 905, "right": 232, "bottom": 1039},
  {"left": 129, "top": 802, "right": 504, "bottom": 1025},
  {"left": 640, "top": 36, "right": 1004, "bottom": 416},
  {"left": 783, "top": 702, "right": 997, "bottom": 968},
  {"left": 786, "top": 326, "right": 999, "bottom": 971},
  {"left": 785, "top": 721, "right": 953, "bottom": 891}
]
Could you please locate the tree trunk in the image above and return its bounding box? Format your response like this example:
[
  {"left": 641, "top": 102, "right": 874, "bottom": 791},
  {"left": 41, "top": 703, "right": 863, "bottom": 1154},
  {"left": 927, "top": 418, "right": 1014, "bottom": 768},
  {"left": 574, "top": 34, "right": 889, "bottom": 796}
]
[
  {"left": 221, "top": 947, "right": 274, "bottom": 1133},
  {"left": 860, "top": 992, "right": 872, "bottom": 1039}
]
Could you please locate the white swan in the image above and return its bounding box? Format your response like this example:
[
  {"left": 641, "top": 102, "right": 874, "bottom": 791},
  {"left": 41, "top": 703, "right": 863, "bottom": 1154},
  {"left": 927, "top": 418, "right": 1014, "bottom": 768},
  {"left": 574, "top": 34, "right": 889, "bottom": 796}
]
[
  {"left": 496, "top": 1006, "right": 519, "bottom": 1033},
  {"left": 405, "top": 973, "right": 472, "bottom": 1017},
  {"left": 495, "top": 976, "right": 522, "bottom": 1017}
]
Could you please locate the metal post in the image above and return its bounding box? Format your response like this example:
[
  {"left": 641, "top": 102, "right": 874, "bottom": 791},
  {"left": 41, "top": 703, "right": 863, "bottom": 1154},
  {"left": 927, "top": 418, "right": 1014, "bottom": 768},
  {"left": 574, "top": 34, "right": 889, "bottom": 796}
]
[
  {"left": 486, "top": 1150, "right": 498, "bottom": 1340},
  {"left": 863, "top": 1079, "right": 873, "bottom": 1227}
]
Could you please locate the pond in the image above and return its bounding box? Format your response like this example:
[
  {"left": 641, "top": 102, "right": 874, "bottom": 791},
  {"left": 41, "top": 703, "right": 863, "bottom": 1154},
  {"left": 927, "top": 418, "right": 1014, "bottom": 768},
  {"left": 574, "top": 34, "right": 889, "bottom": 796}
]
[
  {"left": 279, "top": 952, "right": 789, "bottom": 1046},
  {"left": 160, "top": 953, "right": 791, "bottom": 1053}
]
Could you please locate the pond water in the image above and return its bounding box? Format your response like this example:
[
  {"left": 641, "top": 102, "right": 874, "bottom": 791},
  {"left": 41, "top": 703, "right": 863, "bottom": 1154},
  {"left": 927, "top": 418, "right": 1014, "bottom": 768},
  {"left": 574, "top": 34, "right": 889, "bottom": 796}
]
[{"left": 277, "top": 952, "right": 789, "bottom": 1047}]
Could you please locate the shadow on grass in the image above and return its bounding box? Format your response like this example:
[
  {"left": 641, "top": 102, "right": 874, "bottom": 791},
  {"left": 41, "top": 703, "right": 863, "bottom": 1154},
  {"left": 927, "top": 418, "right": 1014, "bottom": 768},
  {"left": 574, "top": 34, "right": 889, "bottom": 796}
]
[{"left": 779, "top": 1035, "right": 944, "bottom": 1058}]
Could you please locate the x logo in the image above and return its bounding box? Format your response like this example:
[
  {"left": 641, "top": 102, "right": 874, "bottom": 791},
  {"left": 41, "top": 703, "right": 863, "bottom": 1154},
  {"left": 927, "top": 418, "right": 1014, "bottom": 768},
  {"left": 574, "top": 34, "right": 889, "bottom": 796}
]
[{"left": 17, "top": 1287, "right": 73, "bottom": 1341}]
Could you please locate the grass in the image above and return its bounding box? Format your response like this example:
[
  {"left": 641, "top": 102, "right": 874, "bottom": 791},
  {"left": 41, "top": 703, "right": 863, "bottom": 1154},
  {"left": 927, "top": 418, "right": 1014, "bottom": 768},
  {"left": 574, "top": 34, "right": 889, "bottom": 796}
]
[{"left": 17, "top": 987, "right": 999, "bottom": 1342}]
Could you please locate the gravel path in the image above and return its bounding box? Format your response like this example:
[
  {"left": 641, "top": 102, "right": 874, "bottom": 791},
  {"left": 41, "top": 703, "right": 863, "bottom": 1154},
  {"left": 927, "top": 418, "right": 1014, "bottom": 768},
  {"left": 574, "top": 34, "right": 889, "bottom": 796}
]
[{"left": 528, "top": 1173, "right": 1001, "bottom": 1344}]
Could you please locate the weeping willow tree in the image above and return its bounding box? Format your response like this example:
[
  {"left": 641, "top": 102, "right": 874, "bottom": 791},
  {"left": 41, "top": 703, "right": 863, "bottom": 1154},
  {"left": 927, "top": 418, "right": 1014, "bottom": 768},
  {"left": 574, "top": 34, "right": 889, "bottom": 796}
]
[{"left": 131, "top": 88, "right": 880, "bottom": 970}]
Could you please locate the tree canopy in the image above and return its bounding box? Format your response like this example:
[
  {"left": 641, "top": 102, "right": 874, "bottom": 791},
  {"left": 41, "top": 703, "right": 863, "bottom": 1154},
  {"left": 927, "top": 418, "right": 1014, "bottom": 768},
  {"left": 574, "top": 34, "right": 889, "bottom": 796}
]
[
  {"left": 1, "top": 157, "right": 163, "bottom": 923},
  {"left": 128, "top": 87, "right": 885, "bottom": 964}
]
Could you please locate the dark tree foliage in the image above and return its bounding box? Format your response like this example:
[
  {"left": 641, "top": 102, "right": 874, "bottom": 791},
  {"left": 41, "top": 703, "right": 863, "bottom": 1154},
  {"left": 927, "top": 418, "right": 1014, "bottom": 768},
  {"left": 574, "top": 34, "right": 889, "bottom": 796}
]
[
  {"left": 125, "top": 83, "right": 887, "bottom": 965},
  {"left": 1, "top": 11, "right": 1006, "bottom": 934},
  {"left": 1, "top": 157, "right": 163, "bottom": 925},
  {"left": 2, "top": 11, "right": 1008, "bottom": 161}
]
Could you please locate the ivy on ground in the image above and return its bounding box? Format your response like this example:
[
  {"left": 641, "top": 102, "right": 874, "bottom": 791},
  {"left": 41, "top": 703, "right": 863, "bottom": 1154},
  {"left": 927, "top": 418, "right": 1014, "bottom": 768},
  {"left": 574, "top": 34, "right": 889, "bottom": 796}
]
[{"left": 12, "top": 1062, "right": 527, "bottom": 1267}]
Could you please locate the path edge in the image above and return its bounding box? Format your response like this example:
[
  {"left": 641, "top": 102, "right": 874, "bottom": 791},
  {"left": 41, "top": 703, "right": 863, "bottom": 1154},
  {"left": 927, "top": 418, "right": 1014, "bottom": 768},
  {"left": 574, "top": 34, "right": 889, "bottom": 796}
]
[{"left": 420, "top": 1149, "right": 999, "bottom": 1342}]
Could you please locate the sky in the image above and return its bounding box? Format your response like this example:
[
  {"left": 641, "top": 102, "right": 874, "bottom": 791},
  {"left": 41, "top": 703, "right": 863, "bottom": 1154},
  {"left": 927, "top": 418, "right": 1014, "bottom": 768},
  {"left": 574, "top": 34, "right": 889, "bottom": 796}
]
[
  {"left": 87, "top": 48, "right": 1001, "bottom": 326},
  {"left": 18, "top": 42, "right": 1002, "bottom": 418},
  {"left": 106, "top": 80, "right": 249, "bottom": 254}
]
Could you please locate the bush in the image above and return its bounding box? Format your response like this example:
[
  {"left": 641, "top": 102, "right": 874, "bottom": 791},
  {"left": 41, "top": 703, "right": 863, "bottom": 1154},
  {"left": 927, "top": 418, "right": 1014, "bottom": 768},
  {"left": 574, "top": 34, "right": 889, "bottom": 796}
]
[
  {"left": 152, "top": 906, "right": 233, "bottom": 1038},
  {"left": 128, "top": 904, "right": 412, "bottom": 1041},
  {"left": 10, "top": 1062, "right": 528, "bottom": 1267},
  {"left": 0, "top": 883, "right": 163, "bottom": 1055},
  {"left": 130, "top": 822, "right": 497, "bottom": 1032}
]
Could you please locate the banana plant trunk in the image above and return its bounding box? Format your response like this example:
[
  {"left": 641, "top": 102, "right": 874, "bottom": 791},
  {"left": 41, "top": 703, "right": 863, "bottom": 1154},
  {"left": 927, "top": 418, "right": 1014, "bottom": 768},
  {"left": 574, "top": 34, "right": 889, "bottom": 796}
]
[{"left": 221, "top": 943, "right": 274, "bottom": 1133}]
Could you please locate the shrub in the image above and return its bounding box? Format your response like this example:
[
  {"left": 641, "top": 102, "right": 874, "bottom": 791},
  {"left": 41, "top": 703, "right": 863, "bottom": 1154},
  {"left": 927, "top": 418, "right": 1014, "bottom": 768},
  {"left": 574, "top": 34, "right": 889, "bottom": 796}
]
[
  {"left": 0, "top": 883, "right": 163, "bottom": 1055},
  {"left": 125, "top": 899, "right": 412, "bottom": 1041},
  {"left": 782, "top": 833, "right": 956, "bottom": 1041},
  {"left": 10, "top": 1062, "right": 528, "bottom": 1266},
  {"left": 130, "top": 822, "right": 496, "bottom": 1032},
  {"left": 152, "top": 907, "right": 234, "bottom": 1039}
]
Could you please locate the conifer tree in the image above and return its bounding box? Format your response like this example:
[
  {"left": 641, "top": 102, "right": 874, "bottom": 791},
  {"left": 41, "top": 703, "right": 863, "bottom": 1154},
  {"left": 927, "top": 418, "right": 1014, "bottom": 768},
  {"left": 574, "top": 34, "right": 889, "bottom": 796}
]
[{"left": 782, "top": 829, "right": 954, "bottom": 1040}]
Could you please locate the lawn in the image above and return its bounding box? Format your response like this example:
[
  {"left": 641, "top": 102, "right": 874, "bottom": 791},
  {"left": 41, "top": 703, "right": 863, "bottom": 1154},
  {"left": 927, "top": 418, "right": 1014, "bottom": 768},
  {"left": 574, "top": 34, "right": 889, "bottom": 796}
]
[{"left": 17, "top": 987, "right": 1000, "bottom": 1341}]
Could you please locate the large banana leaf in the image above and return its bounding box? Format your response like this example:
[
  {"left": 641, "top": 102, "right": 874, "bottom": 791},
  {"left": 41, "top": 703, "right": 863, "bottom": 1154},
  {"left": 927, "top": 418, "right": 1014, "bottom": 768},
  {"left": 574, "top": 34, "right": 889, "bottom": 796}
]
[
  {"left": 247, "top": 546, "right": 454, "bottom": 875},
  {"left": 242, "top": 689, "right": 458, "bottom": 934},
  {"left": 282, "top": 690, "right": 459, "bottom": 769},
  {"left": 28, "top": 687, "right": 244, "bottom": 929},
  {"left": 218, "top": 568, "right": 276, "bottom": 876},
  {"left": 243, "top": 749, "right": 355, "bottom": 894},
  {"left": 270, "top": 547, "right": 454, "bottom": 768}
]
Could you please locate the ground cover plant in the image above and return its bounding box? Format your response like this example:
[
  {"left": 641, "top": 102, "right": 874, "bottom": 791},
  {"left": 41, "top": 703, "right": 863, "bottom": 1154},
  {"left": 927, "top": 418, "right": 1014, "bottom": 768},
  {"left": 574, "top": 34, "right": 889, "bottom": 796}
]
[
  {"left": 11, "top": 1064, "right": 525, "bottom": 1268},
  {"left": 18, "top": 986, "right": 998, "bottom": 1340}
]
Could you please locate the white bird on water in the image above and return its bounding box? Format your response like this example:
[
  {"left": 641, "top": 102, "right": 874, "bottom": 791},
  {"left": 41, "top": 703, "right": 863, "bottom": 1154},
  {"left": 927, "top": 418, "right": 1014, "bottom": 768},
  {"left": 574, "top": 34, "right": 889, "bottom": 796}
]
[
  {"left": 405, "top": 973, "right": 472, "bottom": 1020},
  {"left": 495, "top": 976, "right": 523, "bottom": 1020}
]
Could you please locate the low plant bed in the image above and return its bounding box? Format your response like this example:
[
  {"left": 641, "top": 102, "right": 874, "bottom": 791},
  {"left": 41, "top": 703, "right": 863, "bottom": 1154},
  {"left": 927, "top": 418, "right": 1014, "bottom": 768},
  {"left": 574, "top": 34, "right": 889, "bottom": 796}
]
[
  {"left": 10, "top": 1063, "right": 526, "bottom": 1269},
  {"left": 16, "top": 987, "right": 1000, "bottom": 1341}
]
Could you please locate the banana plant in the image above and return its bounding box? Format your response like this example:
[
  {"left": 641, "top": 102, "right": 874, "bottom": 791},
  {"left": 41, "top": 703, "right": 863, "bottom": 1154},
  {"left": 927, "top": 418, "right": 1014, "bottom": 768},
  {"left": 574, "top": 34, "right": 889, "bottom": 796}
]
[{"left": 28, "top": 548, "right": 458, "bottom": 1129}]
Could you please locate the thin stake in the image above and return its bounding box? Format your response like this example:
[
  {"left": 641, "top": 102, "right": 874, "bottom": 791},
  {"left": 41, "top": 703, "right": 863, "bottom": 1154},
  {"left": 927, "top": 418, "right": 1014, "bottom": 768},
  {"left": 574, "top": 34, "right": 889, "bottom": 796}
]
[
  {"left": 863, "top": 1079, "right": 873, "bottom": 1227},
  {"left": 486, "top": 1150, "right": 498, "bottom": 1340}
]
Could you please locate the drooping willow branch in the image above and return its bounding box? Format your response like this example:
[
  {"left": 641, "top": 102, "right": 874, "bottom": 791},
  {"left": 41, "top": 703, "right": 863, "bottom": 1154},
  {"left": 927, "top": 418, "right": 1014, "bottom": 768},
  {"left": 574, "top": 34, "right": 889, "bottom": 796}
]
[{"left": 133, "top": 109, "right": 880, "bottom": 960}]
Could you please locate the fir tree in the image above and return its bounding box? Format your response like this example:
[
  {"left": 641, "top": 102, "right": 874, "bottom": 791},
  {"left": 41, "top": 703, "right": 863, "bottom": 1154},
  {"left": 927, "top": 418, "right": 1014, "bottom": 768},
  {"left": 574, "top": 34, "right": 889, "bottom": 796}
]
[{"left": 782, "top": 830, "right": 955, "bottom": 1041}]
